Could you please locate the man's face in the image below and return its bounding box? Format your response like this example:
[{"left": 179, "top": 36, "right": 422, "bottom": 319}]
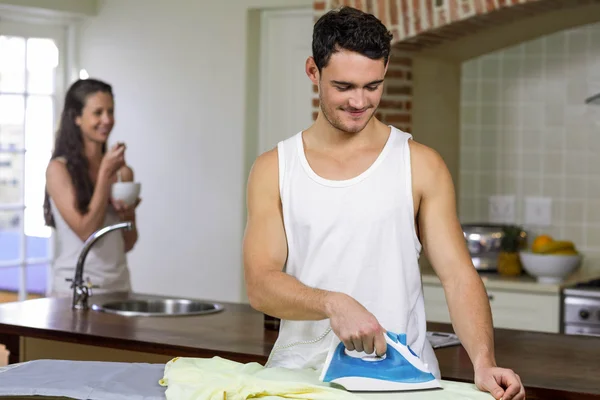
[{"left": 309, "top": 49, "right": 387, "bottom": 134}]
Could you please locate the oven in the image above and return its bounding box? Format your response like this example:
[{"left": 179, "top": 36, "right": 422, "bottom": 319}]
[{"left": 562, "top": 278, "right": 600, "bottom": 337}]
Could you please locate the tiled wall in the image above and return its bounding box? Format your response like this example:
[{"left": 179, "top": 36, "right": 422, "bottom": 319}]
[{"left": 459, "top": 22, "right": 600, "bottom": 258}]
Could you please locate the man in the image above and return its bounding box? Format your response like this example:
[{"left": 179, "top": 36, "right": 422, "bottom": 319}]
[{"left": 243, "top": 6, "right": 525, "bottom": 400}]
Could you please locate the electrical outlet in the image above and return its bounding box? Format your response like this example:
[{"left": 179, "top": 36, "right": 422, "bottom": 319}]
[
  {"left": 488, "top": 195, "right": 516, "bottom": 224},
  {"left": 525, "top": 197, "right": 552, "bottom": 227}
]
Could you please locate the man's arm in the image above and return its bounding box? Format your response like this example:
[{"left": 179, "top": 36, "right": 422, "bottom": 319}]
[
  {"left": 243, "top": 148, "right": 386, "bottom": 355},
  {"left": 243, "top": 148, "right": 333, "bottom": 320},
  {"left": 412, "top": 141, "right": 495, "bottom": 367},
  {"left": 411, "top": 141, "right": 524, "bottom": 400}
]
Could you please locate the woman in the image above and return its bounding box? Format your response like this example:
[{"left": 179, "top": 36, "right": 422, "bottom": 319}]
[{"left": 43, "top": 78, "right": 140, "bottom": 297}]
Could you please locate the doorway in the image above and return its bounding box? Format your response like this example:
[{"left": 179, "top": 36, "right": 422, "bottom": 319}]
[{"left": 257, "top": 7, "right": 314, "bottom": 153}]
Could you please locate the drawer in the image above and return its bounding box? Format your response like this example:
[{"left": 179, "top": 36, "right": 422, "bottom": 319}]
[
  {"left": 423, "top": 284, "right": 451, "bottom": 324},
  {"left": 423, "top": 283, "right": 560, "bottom": 333},
  {"left": 486, "top": 289, "right": 559, "bottom": 333}
]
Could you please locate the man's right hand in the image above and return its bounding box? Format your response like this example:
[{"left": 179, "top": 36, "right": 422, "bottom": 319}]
[{"left": 326, "top": 292, "right": 387, "bottom": 356}]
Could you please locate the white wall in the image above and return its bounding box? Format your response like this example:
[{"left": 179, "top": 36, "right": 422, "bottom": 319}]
[
  {"left": 77, "top": 0, "right": 312, "bottom": 303},
  {"left": 0, "top": 0, "right": 97, "bottom": 16}
]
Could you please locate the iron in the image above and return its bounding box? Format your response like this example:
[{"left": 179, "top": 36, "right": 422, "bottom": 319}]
[{"left": 319, "top": 330, "right": 442, "bottom": 392}]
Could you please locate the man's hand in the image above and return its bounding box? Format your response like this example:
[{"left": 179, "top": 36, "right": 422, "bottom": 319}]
[
  {"left": 475, "top": 366, "right": 525, "bottom": 400},
  {"left": 326, "top": 293, "right": 387, "bottom": 356}
]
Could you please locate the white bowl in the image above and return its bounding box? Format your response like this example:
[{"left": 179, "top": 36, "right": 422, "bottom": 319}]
[
  {"left": 519, "top": 251, "right": 582, "bottom": 284},
  {"left": 111, "top": 182, "right": 141, "bottom": 206}
]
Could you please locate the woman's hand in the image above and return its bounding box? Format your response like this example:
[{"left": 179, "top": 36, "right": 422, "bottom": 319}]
[
  {"left": 111, "top": 198, "right": 141, "bottom": 221},
  {"left": 99, "top": 142, "right": 126, "bottom": 181}
]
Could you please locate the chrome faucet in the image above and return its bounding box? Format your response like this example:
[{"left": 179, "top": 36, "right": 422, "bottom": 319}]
[{"left": 68, "top": 221, "right": 133, "bottom": 310}]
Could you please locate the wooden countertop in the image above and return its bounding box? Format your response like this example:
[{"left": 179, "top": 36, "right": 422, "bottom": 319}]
[
  {"left": 0, "top": 292, "right": 275, "bottom": 364},
  {"left": 0, "top": 292, "right": 599, "bottom": 398}
]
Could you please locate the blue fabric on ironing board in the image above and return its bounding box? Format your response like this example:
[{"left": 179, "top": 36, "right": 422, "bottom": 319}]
[{"left": 0, "top": 359, "right": 165, "bottom": 399}]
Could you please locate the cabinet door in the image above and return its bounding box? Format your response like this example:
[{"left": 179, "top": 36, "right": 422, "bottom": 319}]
[
  {"left": 423, "top": 283, "right": 560, "bottom": 333},
  {"left": 486, "top": 290, "right": 560, "bottom": 333},
  {"left": 423, "top": 284, "right": 451, "bottom": 323}
]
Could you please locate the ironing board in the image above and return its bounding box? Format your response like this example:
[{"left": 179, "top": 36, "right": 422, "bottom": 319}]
[
  {"left": 0, "top": 360, "right": 493, "bottom": 399},
  {"left": 0, "top": 360, "right": 165, "bottom": 399}
]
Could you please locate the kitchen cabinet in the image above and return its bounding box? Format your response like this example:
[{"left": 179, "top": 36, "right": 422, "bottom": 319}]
[{"left": 423, "top": 282, "right": 561, "bottom": 333}]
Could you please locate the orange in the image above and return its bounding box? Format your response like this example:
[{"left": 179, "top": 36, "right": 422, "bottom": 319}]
[{"left": 531, "top": 234, "right": 553, "bottom": 253}]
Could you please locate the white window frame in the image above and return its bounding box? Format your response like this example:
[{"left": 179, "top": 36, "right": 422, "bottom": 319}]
[{"left": 0, "top": 11, "right": 79, "bottom": 301}]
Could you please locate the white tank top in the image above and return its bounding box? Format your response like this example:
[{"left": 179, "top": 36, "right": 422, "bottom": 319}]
[
  {"left": 47, "top": 170, "right": 131, "bottom": 297},
  {"left": 267, "top": 126, "right": 440, "bottom": 379}
]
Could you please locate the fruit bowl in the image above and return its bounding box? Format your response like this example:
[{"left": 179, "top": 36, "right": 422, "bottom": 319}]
[{"left": 519, "top": 251, "right": 582, "bottom": 283}]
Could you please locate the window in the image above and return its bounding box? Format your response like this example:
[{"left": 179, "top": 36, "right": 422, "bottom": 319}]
[{"left": 0, "top": 20, "right": 67, "bottom": 301}]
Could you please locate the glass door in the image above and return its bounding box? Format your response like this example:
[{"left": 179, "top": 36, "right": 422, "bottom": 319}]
[{"left": 0, "top": 20, "right": 66, "bottom": 301}]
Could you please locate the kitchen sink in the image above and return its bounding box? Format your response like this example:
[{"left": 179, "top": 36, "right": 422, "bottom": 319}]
[{"left": 91, "top": 298, "right": 224, "bottom": 317}]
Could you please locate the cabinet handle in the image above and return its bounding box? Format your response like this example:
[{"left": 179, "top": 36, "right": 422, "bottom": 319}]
[{"left": 487, "top": 294, "right": 494, "bottom": 301}]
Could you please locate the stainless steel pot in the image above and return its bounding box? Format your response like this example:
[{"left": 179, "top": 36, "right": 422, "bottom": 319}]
[{"left": 461, "top": 223, "right": 527, "bottom": 271}]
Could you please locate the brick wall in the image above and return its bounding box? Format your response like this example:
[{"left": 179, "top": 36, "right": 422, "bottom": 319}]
[
  {"left": 313, "top": 0, "right": 540, "bottom": 43},
  {"left": 377, "top": 51, "right": 413, "bottom": 132}
]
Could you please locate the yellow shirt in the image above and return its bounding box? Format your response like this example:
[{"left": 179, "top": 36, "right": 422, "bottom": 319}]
[{"left": 159, "top": 356, "right": 494, "bottom": 400}]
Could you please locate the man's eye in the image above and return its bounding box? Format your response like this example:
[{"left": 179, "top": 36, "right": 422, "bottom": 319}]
[
  {"left": 335, "top": 86, "right": 350, "bottom": 91},
  {"left": 366, "top": 86, "right": 379, "bottom": 91}
]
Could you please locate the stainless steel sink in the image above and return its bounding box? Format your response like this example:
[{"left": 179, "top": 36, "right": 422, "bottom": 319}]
[{"left": 91, "top": 298, "right": 224, "bottom": 317}]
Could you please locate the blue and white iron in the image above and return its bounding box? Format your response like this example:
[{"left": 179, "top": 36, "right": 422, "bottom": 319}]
[{"left": 320, "top": 331, "right": 442, "bottom": 392}]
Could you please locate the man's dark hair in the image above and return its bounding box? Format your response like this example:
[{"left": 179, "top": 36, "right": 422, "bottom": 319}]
[{"left": 312, "top": 6, "right": 393, "bottom": 72}]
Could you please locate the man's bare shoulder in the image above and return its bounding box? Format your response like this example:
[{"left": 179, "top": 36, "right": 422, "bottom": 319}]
[
  {"left": 408, "top": 139, "right": 453, "bottom": 194},
  {"left": 250, "top": 147, "right": 279, "bottom": 180},
  {"left": 247, "top": 147, "right": 280, "bottom": 200},
  {"left": 255, "top": 147, "right": 279, "bottom": 168},
  {"left": 408, "top": 140, "right": 446, "bottom": 175}
]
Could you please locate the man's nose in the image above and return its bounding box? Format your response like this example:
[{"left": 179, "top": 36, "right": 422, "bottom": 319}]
[{"left": 348, "top": 90, "right": 366, "bottom": 109}]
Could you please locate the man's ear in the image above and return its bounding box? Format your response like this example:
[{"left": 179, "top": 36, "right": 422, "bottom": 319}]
[{"left": 305, "top": 57, "right": 320, "bottom": 86}]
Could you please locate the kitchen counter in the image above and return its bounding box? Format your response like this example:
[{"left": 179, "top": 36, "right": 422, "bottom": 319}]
[
  {"left": 0, "top": 292, "right": 599, "bottom": 399},
  {"left": 420, "top": 263, "right": 600, "bottom": 294}
]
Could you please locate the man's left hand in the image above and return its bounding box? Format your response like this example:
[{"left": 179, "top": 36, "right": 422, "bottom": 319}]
[{"left": 475, "top": 366, "right": 526, "bottom": 400}]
